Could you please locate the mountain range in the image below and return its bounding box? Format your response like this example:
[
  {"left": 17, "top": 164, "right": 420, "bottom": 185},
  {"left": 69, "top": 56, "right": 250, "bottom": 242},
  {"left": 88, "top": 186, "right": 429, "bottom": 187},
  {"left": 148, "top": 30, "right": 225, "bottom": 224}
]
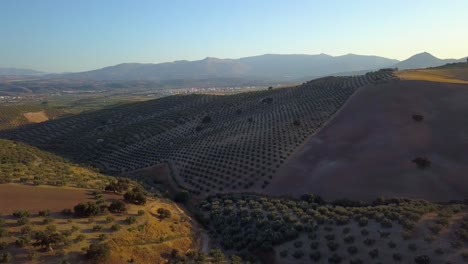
[
  {"left": 3, "top": 52, "right": 467, "bottom": 82},
  {"left": 0, "top": 67, "right": 44, "bottom": 76}
]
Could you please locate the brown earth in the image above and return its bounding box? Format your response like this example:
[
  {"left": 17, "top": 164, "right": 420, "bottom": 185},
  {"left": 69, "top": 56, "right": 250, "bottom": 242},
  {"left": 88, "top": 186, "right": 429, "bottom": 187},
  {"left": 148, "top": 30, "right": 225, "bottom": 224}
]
[
  {"left": 264, "top": 79, "right": 468, "bottom": 201},
  {"left": 23, "top": 110, "right": 49, "bottom": 123},
  {"left": 0, "top": 184, "right": 96, "bottom": 213}
]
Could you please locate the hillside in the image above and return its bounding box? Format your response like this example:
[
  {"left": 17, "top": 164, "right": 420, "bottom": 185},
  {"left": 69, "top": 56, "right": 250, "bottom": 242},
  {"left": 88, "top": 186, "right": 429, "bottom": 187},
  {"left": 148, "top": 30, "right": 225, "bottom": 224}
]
[
  {"left": 0, "top": 71, "right": 397, "bottom": 196},
  {"left": 57, "top": 54, "right": 399, "bottom": 81},
  {"left": 265, "top": 65, "right": 468, "bottom": 201}
]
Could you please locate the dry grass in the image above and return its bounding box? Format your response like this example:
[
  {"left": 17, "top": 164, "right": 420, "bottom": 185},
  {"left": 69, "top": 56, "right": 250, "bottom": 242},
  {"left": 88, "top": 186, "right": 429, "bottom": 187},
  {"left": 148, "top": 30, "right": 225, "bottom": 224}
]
[{"left": 396, "top": 68, "right": 468, "bottom": 84}]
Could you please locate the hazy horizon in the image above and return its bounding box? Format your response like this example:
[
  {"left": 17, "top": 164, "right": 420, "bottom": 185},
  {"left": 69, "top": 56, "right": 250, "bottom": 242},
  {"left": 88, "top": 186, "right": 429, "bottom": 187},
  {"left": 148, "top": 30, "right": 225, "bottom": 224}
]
[{"left": 1, "top": 0, "right": 467, "bottom": 72}]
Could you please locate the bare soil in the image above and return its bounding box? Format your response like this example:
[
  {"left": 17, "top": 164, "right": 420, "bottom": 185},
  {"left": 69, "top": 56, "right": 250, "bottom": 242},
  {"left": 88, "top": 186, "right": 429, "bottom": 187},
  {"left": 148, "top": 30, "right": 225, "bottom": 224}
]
[
  {"left": 0, "top": 184, "right": 94, "bottom": 213},
  {"left": 23, "top": 110, "right": 49, "bottom": 123},
  {"left": 265, "top": 80, "right": 468, "bottom": 201}
]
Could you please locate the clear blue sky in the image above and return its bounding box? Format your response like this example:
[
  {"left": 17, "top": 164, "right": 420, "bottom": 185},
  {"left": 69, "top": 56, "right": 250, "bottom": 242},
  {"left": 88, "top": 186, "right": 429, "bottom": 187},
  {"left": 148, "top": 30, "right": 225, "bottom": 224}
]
[{"left": 1, "top": 0, "right": 467, "bottom": 72}]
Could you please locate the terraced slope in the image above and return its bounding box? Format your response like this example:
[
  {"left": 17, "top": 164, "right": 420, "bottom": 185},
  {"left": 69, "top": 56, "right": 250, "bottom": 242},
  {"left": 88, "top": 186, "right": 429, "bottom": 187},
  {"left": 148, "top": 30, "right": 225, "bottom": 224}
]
[{"left": 1, "top": 71, "right": 397, "bottom": 195}]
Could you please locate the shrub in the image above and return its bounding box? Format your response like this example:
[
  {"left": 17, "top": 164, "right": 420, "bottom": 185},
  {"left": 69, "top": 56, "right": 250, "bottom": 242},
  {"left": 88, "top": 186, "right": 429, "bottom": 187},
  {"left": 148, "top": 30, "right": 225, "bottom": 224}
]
[
  {"left": 360, "top": 229, "right": 369, "bottom": 236},
  {"left": 349, "top": 259, "right": 363, "bottom": 264},
  {"left": 105, "top": 216, "right": 115, "bottom": 223},
  {"left": 86, "top": 243, "right": 111, "bottom": 263},
  {"left": 434, "top": 248, "right": 444, "bottom": 255},
  {"left": 137, "top": 210, "right": 145, "bottom": 216},
  {"left": 157, "top": 208, "right": 172, "bottom": 219},
  {"left": 17, "top": 216, "right": 30, "bottom": 226},
  {"left": 388, "top": 241, "right": 397, "bottom": 248},
  {"left": 0, "top": 242, "right": 8, "bottom": 250},
  {"left": 98, "top": 234, "right": 107, "bottom": 241},
  {"left": 92, "top": 225, "right": 103, "bottom": 232}
]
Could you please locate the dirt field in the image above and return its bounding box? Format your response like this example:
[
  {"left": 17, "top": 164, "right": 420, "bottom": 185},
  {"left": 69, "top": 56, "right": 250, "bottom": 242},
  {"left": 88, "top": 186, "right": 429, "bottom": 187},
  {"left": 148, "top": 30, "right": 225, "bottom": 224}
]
[
  {"left": 23, "top": 110, "right": 49, "bottom": 123},
  {"left": 0, "top": 184, "right": 94, "bottom": 213},
  {"left": 265, "top": 80, "right": 468, "bottom": 201}
]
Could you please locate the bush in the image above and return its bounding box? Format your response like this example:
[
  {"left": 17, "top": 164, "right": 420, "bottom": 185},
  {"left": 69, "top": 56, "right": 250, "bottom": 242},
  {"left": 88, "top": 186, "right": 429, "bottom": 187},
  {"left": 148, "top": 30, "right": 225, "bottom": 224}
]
[
  {"left": 388, "top": 241, "right": 397, "bottom": 248},
  {"left": 344, "top": 235, "right": 355, "bottom": 244},
  {"left": 202, "top": 116, "right": 212, "bottom": 123},
  {"left": 358, "top": 217, "right": 368, "bottom": 226},
  {"left": 363, "top": 238, "right": 375, "bottom": 246},
  {"left": 86, "top": 243, "right": 111, "bottom": 263},
  {"left": 105, "top": 216, "right": 115, "bottom": 223},
  {"left": 137, "top": 210, "right": 145, "bottom": 216},
  {"left": 17, "top": 216, "right": 30, "bottom": 226},
  {"left": 349, "top": 259, "right": 363, "bottom": 264},
  {"left": 412, "top": 114, "right": 424, "bottom": 122},
  {"left": 157, "top": 208, "right": 172, "bottom": 219},
  {"left": 92, "top": 225, "right": 103, "bottom": 232},
  {"left": 75, "top": 234, "right": 86, "bottom": 242}
]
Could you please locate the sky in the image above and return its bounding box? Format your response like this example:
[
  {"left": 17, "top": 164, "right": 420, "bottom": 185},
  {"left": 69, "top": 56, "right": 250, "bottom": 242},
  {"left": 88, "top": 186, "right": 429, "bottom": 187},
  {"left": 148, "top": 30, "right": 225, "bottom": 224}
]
[{"left": 1, "top": 0, "right": 467, "bottom": 72}]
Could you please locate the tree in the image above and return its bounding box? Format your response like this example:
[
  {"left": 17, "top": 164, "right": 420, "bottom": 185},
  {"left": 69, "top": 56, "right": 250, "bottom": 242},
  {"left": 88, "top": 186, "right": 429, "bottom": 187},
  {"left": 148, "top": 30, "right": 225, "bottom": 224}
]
[
  {"left": 414, "top": 255, "right": 430, "bottom": 264},
  {"left": 157, "top": 208, "right": 171, "bottom": 219},
  {"left": 202, "top": 116, "right": 212, "bottom": 124},
  {"left": 108, "top": 200, "right": 127, "bottom": 213},
  {"left": 105, "top": 178, "right": 130, "bottom": 193},
  {"left": 174, "top": 190, "right": 190, "bottom": 204},
  {"left": 74, "top": 202, "right": 100, "bottom": 217},
  {"left": 412, "top": 114, "right": 424, "bottom": 122},
  {"left": 412, "top": 157, "right": 431, "bottom": 169},
  {"left": 123, "top": 191, "right": 147, "bottom": 205},
  {"left": 293, "top": 120, "right": 301, "bottom": 126},
  {"left": 210, "top": 249, "right": 225, "bottom": 264},
  {"left": 86, "top": 243, "right": 111, "bottom": 263},
  {"left": 32, "top": 231, "right": 65, "bottom": 251}
]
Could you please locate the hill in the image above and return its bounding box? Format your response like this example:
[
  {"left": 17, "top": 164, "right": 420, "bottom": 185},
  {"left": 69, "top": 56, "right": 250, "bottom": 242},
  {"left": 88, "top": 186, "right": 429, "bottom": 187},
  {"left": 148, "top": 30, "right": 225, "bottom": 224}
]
[
  {"left": 57, "top": 54, "right": 399, "bottom": 81},
  {"left": 393, "top": 52, "right": 465, "bottom": 70},
  {"left": 265, "top": 65, "right": 468, "bottom": 201},
  {"left": 0, "top": 71, "right": 397, "bottom": 196}
]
